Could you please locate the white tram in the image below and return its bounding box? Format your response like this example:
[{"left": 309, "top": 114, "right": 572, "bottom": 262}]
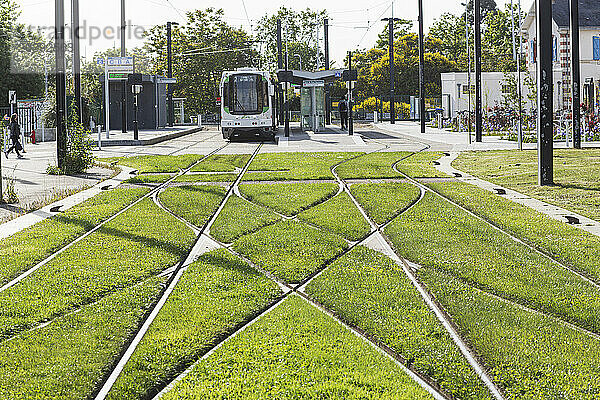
[{"left": 220, "top": 68, "right": 277, "bottom": 141}]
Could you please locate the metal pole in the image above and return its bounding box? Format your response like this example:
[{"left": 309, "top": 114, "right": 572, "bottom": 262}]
[
  {"left": 537, "top": 0, "right": 554, "bottom": 186},
  {"left": 55, "top": 0, "right": 67, "bottom": 170},
  {"left": 418, "top": 0, "right": 426, "bottom": 133},
  {"left": 121, "top": 0, "right": 127, "bottom": 133},
  {"left": 387, "top": 18, "right": 396, "bottom": 124},
  {"left": 105, "top": 58, "right": 110, "bottom": 139},
  {"left": 517, "top": 0, "right": 523, "bottom": 150},
  {"left": 167, "top": 22, "right": 174, "bottom": 127},
  {"left": 570, "top": 0, "right": 581, "bottom": 149},
  {"left": 71, "top": 0, "right": 81, "bottom": 122},
  {"left": 511, "top": 0, "right": 516, "bottom": 60},
  {"left": 348, "top": 51, "right": 354, "bottom": 136},
  {"left": 284, "top": 27, "right": 290, "bottom": 138},
  {"left": 277, "top": 19, "right": 284, "bottom": 125},
  {"left": 134, "top": 94, "right": 139, "bottom": 140},
  {"left": 316, "top": 22, "right": 321, "bottom": 71},
  {"left": 324, "top": 18, "right": 331, "bottom": 125},
  {"left": 474, "top": 0, "right": 483, "bottom": 142},
  {"left": 465, "top": 1, "right": 472, "bottom": 144}
]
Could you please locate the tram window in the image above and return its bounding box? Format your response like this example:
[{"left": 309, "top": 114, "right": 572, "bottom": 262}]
[
  {"left": 263, "top": 80, "right": 269, "bottom": 109},
  {"left": 223, "top": 82, "right": 229, "bottom": 110},
  {"left": 232, "top": 74, "right": 259, "bottom": 114}
]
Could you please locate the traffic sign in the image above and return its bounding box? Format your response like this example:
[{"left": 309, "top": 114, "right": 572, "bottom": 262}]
[
  {"left": 335, "top": 71, "right": 342, "bottom": 78},
  {"left": 303, "top": 79, "right": 324, "bottom": 88},
  {"left": 8, "top": 91, "right": 16, "bottom": 105},
  {"left": 157, "top": 77, "right": 177, "bottom": 84}
]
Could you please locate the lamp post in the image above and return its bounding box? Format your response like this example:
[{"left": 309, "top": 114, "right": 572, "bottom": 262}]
[
  {"left": 537, "top": 0, "right": 554, "bottom": 185},
  {"left": 570, "top": 0, "right": 581, "bottom": 148},
  {"left": 474, "top": 0, "right": 483, "bottom": 142},
  {"left": 167, "top": 21, "right": 179, "bottom": 127},
  {"left": 120, "top": 0, "right": 127, "bottom": 133},
  {"left": 72, "top": 0, "right": 81, "bottom": 122},
  {"left": 55, "top": 0, "right": 67, "bottom": 169},
  {"left": 462, "top": 2, "right": 472, "bottom": 144},
  {"left": 381, "top": 16, "right": 401, "bottom": 124},
  {"left": 418, "top": 0, "right": 426, "bottom": 133}
]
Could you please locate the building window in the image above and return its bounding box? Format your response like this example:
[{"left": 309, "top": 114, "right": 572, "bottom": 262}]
[{"left": 594, "top": 36, "right": 600, "bottom": 61}]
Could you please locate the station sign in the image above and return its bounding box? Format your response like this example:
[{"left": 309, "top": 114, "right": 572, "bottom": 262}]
[
  {"left": 157, "top": 77, "right": 177, "bottom": 84},
  {"left": 107, "top": 57, "right": 134, "bottom": 73},
  {"left": 108, "top": 72, "right": 129, "bottom": 81},
  {"left": 303, "top": 79, "right": 325, "bottom": 88}
]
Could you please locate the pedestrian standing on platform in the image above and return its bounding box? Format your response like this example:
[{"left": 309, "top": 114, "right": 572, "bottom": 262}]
[
  {"left": 5, "top": 114, "right": 24, "bottom": 159},
  {"left": 339, "top": 97, "right": 348, "bottom": 130}
]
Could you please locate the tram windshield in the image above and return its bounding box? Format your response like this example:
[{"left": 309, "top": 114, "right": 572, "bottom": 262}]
[{"left": 224, "top": 74, "right": 268, "bottom": 115}]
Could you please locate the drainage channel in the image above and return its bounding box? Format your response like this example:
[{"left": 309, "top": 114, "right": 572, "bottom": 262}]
[
  {"left": 148, "top": 149, "right": 454, "bottom": 400},
  {"left": 93, "top": 143, "right": 264, "bottom": 400},
  {"left": 0, "top": 143, "right": 231, "bottom": 296}
]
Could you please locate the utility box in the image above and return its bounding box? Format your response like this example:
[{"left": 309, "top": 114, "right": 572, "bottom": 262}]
[
  {"left": 300, "top": 80, "right": 325, "bottom": 132},
  {"left": 101, "top": 74, "right": 168, "bottom": 131}
]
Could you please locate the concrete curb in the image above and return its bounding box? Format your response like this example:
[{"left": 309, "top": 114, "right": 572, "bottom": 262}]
[{"left": 96, "top": 127, "right": 203, "bottom": 147}]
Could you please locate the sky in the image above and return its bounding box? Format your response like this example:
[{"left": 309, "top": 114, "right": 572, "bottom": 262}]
[{"left": 17, "top": 0, "right": 531, "bottom": 67}]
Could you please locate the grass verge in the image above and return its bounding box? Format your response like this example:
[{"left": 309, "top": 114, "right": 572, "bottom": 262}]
[
  {"left": 0, "top": 198, "right": 195, "bottom": 340},
  {"left": 238, "top": 182, "right": 338, "bottom": 216},
  {"left": 102, "top": 154, "right": 205, "bottom": 174},
  {"left": 233, "top": 220, "right": 348, "bottom": 283},
  {"left": 336, "top": 151, "right": 411, "bottom": 179},
  {"left": 305, "top": 246, "right": 492, "bottom": 400},
  {"left": 210, "top": 195, "right": 281, "bottom": 243},
  {"left": 349, "top": 182, "right": 421, "bottom": 225},
  {"left": 106, "top": 249, "right": 282, "bottom": 400},
  {"left": 395, "top": 152, "right": 447, "bottom": 178},
  {"left": 161, "top": 295, "right": 435, "bottom": 400},
  {"left": 385, "top": 192, "right": 600, "bottom": 334},
  {"left": 0, "top": 276, "right": 166, "bottom": 399},
  {"left": 174, "top": 173, "right": 238, "bottom": 183},
  {"left": 421, "top": 267, "right": 600, "bottom": 398},
  {"left": 298, "top": 192, "right": 371, "bottom": 241},
  {"left": 0, "top": 187, "right": 150, "bottom": 285},
  {"left": 159, "top": 185, "right": 227, "bottom": 228},
  {"left": 190, "top": 154, "right": 250, "bottom": 172},
  {"left": 125, "top": 174, "right": 174, "bottom": 184},
  {"left": 243, "top": 152, "right": 362, "bottom": 181},
  {"left": 427, "top": 181, "right": 600, "bottom": 282},
  {"left": 454, "top": 149, "right": 600, "bottom": 221}
]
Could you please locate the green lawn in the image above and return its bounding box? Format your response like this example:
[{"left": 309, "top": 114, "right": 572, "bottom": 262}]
[
  {"left": 0, "top": 198, "right": 195, "bottom": 341},
  {"left": 454, "top": 149, "right": 600, "bottom": 221},
  {"left": 210, "top": 195, "right": 281, "bottom": 243},
  {"left": 385, "top": 193, "right": 600, "bottom": 334},
  {"left": 161, "top": 295, "right": 434, "bottom": 400},
  {"left": 336, "top": 151, "right": 412, "bottom": 179},
  {"left": 238, "top": 182, "right": 339, "bottom": 216},
  {"left": 159, "top": 185, "right": 227, "bottom": 228},
  {"left": 102, "top": 154, "right": 205, "bottom": 173},
  {"left": 0, "top": 187, "right": 149, "bottom": 286},
  {"left": 395, "top": 152, "right": 447, "bottom": 178},
  {"left": 125, "top": 174, "right": 174, "bottom": 184},
  {"left": 421, "top": 267, "right": 600, "bottom": 399},
  {"left": 174, "top": 173, "right": 239, "bottom": 183},
  {"left": 243, "top": 152, "right": 362, "bottom": 181},
  {"left": 0, "top": 277, "right": 165, "bottom": 399},
  {"left": 306, "top": 246, "right": 491, "bottom": 400},
  {"left": 427, "top": 181, "right": 600, "bottom": 282},
  {"left": 298, "top": 192, "right": 371, "bottom": 241},
  {"left": 190, "top": 154, "right": 251, "bottom": 172},
  {"left": 233, "top": 220, "right": 348, "bottom": 283},
  {"left": 107, "top": 250, "right": 282, "bottom": 400},
  {"left": 349, "top": 182, "right": 421, "bottom": 225}
]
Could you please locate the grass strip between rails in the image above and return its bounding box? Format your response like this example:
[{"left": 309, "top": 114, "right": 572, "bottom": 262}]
[
  {"left": 159, "top": 185, "right": 227, "bottom": 228},
  {"left": 162, "top": 295, "right": 435, "bottom": 400},
  {"left": 0, "top": 186, "right": 150, "bottom": 286},
  {"left": 385, "top": 192, "right": 600, "bottom": 334},
  {"left": 233, "top": 220, "right": 348, "bottom": 284},
  {"left": 106, "top": 249, "right": 282, "bottom": 400},
  {"left": 305, "top": 246, "right": 492, "bottom": 400},
  {"left": 421, "top": 267, "right": 600, "bottom": 399},
  {"left": 210, "top": 195, "right": 281, "bottom": 243},
  {"left": 454, "top": 149, "right": 600, "bottom": 221},
  {"left": 125, "top": 174, "right": 174, "bottom": 184},
  {"left": 0, "top": 198, "right": 196, "bottom": 341},
  {"left": 395, "top": 152, "right": 448, "bottom": 178},
  {"left": 238, "top": 182, "right": 339, "bottom": 216},
  {"left": 349, "top": 182, "right": 421, "bottom": 225},
  {"left": 174, "top": 173, "right": 239, "bottom": 183},
  {"left": 336, "top": 151, "right": 412, "bottom": 179},
  {"left": 0, "top": 276, "right": 166, "bottom": 399},
  {"left": 102, "top": 154, "right": 205, "bottom": 174},
  {"left": 427, "top": 180, "right": 600, "bottom": 282},
  {"left": 243, "top": 152, "right": 362, "bottom": 181},
  {"left": 298, "top": 192, "right": 371, "bottom": 241},
  {"left": 190, "top": 154, "right": 251, "bottom": 172}
]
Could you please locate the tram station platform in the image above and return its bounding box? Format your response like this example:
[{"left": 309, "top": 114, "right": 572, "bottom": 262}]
[{"left": 88, "top": 126, "right": 204, "bottom": 147}]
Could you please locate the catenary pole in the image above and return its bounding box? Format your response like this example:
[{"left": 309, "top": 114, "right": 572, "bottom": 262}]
[
  {"left": 55, "top": 0, "right": 67, "bottom": 169},
  {"left": 570, "top": 0, "right": 581, "bottom": 148},
  {"left": 277, "top": 19, "right": 284, "bottom": 125},
  {"left": 381, "top": 17, "right": 399, "bottom": 124},
  {"left": 537, "top": 0, "right": 554, "bottom": 185},
  {"left": 418, "top": 0, "right": 426, "bottom": 133},
  {"left": 72, "top": 0, "right": 81, "bottom": 122},
  {"left": 517, "top": 0, "right": 523, "bottom": 150},
  {"left": 348, "top": 51, "right": 354, "bottom": 136},
  {"left": 121, "top": 0, "right": 127, "bottom": 132},
  {"left": 474, "top": 0, "right": 483, "bottom": 142},
  {"left": 465, "top": 1, "right": 472, "bottom": 144},
  {"left": 324, "top": 18, "right": 331, "bottom": 125}
]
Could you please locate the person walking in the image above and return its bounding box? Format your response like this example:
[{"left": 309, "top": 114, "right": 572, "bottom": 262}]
[
  {"left": 5, "top": 114, "right": 24, "bottom": 159},
  {"left": 338, "top": 97, "right": 348, "bottom": 131}
]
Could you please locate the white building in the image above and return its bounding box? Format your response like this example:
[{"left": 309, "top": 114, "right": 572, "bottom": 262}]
[{"left": 522, "top": 0, "right": 600, "bottom": 112}]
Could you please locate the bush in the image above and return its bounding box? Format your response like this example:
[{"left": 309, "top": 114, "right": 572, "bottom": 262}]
[{"left": 46, "top": 118, "right": 95, "bottom": 175}]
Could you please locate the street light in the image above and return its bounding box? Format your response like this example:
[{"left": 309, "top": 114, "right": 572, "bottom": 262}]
[
  {"left": 461, "top": 2, "right": 472, "bottom": 143},
  {"left": 167, "top": 21, "right": 179, "bottom": 127},
  {"left": 294, "top": 54, "right": 302, "bottom": 71},
  {"left": 381, "top": 16, "right": 402, "bottom": 124}
]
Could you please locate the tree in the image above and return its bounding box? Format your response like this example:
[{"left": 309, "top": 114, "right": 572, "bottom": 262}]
[
  {"left": 254, "top": 7, "right": 328, "bottom": 72},
  {"left": 375, "top": 19, "right": 413, "bottom": 49}
]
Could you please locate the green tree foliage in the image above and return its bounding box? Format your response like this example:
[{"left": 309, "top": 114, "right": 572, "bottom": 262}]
[
  {"left": 375, "top": 19, "right": 413, "bottom": 49},
  {"left": 255, "top": 7, "right": 328, "bottom": 72}
]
